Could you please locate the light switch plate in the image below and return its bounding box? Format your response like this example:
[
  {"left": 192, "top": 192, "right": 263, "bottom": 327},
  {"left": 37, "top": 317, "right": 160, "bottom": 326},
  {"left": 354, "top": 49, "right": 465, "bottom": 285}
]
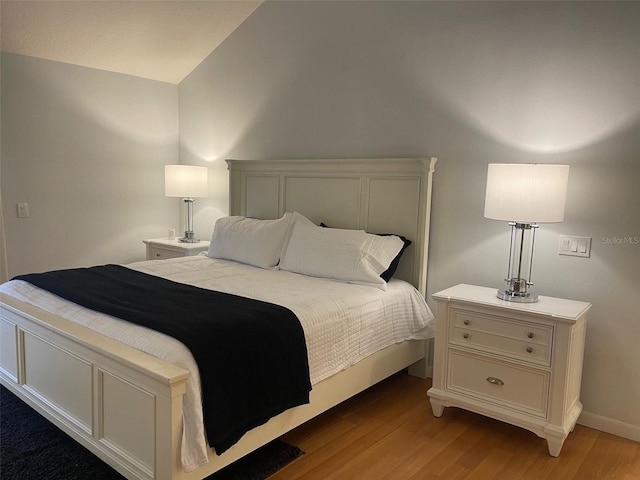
[
  {"left": 17, "top": 202, "right": 29, "bottom": 218},
  {"left": 559, "top": 235, "right": 591, "bottom": 258}
]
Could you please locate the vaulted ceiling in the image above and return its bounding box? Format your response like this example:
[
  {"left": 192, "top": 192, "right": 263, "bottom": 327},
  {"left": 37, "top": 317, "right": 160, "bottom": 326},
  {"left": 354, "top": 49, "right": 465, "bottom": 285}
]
[{"left": 0, "top": 1, "right": 263, "bottom": 84}]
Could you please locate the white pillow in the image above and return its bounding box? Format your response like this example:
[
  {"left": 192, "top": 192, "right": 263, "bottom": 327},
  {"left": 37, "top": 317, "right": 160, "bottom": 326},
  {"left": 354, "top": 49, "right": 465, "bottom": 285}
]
[
  {"left": 208, "top": 212, "right": 292, "bottom": 269},
  {"left": 278, "top": 211, "right": 315, "bottom": 261},
  {"left": 279, "top": 220, "right": 404, "bottom": 290}
]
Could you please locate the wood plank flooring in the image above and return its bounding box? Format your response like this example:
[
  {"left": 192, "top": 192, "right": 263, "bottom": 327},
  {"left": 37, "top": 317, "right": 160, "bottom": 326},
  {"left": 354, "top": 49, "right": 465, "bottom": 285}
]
[{"left": 273, "top": 372, "right": 640, "bottom": 480}]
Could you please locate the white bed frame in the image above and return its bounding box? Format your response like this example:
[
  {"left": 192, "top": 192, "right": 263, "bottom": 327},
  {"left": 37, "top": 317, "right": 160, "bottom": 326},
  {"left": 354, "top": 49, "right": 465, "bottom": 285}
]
[{"left": 0, "top": 157, "right": 437, "bottom": 480}]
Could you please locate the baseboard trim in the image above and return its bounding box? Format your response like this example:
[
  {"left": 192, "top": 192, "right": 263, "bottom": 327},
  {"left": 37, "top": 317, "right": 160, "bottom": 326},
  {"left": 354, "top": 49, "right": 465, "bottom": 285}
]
[{"left": 578, "top": 411, "right": 640, "bottom": 443}]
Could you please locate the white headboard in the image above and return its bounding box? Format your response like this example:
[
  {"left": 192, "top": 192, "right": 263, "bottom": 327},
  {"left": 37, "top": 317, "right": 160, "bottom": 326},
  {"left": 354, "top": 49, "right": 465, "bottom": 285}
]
[{"left": 227, "top": 157, "right": 438, "bottom": 296}]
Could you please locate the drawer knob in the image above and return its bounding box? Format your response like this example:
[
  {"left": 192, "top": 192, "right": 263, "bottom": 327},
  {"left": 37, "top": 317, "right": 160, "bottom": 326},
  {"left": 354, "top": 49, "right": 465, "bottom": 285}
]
[
  {"left": 527, "top": 332, "right": 534, "bottom": 339},
  {"left": 463, "top": 320, "right": 470, "bottom": 326},
  {"left": 486, "top": 377, "right": 504, "bottom": 386},
  {"left": 463, "top": 333, "right": 469, "bottom": 339},
  {"left": 526, "top": 346, "right": 534, "bottom": 353}
]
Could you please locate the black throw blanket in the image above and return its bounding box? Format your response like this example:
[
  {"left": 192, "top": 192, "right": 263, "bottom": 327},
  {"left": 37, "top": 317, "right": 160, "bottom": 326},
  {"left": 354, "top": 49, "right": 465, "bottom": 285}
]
[{"left": 14, "top": 265, "right": 311, "bottom": 454}]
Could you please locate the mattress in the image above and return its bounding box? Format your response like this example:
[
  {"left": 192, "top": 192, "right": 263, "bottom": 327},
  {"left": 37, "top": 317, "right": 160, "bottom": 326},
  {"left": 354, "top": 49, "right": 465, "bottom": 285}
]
[{"left": 0, "top": 254, "right": 435, "bottom": 471}]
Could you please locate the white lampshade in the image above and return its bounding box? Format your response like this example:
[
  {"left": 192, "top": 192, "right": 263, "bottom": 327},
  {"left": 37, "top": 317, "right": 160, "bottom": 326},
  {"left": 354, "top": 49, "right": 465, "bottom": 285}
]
[
  {"left": 484, "top": 163, "right": 569, "bottom": 224},
  {"left": 165, "top": 165, "right": 208, "bottom": 198}
]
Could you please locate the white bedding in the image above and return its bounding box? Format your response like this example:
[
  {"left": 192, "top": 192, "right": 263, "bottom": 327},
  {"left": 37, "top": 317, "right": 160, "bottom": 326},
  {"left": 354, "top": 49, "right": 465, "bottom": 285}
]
[{"left": 0, "top": 255, "right": 435, "bottom": 472}]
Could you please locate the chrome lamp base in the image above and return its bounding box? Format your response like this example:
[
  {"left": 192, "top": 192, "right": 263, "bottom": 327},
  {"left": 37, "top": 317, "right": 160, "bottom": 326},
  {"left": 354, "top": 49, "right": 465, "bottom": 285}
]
[
  {"left": 497, "top": 282, "right": 538, "bottom": 303},
  {"left": 178, "top": 231, "right": 200, "bottom": 243}
]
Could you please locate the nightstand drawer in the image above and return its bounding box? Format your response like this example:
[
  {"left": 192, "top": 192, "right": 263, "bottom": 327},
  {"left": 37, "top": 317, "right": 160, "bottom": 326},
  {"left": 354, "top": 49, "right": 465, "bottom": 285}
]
[
  {"left": 449, "top": 309, "right": 553, "bottom": 366},
  {"left": 148, "top": 247, "right": 182, "bottom": 260},
  {"left": 447, "top": 349, "right": 549, "bottom": 418}
]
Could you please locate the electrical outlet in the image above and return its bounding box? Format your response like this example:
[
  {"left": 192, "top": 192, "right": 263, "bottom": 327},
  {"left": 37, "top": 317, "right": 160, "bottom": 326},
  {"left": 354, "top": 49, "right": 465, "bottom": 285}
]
[
  {"left": 559, "top": 235, "right": 591, "bottom": 258},
  {"left": 17, "top": 202, "right": 29, "bottom": 218}
]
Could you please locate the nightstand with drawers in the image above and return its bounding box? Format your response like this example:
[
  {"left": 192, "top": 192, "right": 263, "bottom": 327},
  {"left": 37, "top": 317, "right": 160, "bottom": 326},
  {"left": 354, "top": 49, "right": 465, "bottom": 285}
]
[
  {"left": 427, "top": 284, "right": 591, "bottom": 457},
  {"left": 143, "top": 238, "right": 210, "bottom": 260}
]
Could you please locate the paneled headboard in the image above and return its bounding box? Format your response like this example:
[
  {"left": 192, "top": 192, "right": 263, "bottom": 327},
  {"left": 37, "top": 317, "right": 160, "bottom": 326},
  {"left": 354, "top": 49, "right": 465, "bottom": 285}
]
[{"left": 226, "top": 157, "right": 438, "bottom": 296}]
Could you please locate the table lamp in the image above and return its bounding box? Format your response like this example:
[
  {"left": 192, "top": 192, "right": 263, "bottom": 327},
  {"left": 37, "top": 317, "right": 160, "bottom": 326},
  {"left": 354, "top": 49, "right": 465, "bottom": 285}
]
[
  {"left": 165, "top": 165, "right": 208, "bottom": 243},
  {"left": 484, "top": 163, "right": 569, "bottom": 302}
]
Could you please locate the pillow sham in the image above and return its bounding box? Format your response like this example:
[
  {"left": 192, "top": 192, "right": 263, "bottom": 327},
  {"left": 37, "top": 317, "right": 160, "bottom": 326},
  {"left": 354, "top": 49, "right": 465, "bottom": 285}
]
[
  {"left": 279, "top": 219, "right": 404, "bottom": 290},
  {"left": 377, "top": 234, "right": 411, "bottom": 282},
  {"left": 320, "top": 223, "right": 411, "bottom": 282},
  {"left": 208, "top": 212, "right": 292, "bottom": 269}
]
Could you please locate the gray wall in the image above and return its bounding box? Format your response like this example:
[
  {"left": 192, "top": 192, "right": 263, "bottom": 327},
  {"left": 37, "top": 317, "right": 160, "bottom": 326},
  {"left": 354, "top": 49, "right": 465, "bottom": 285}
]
[
  {"left": 1, "top": 53, "right": 179, "bottom": 277},
  {"left": 179, "top": 2, "right": 640, "bottom": 438}
]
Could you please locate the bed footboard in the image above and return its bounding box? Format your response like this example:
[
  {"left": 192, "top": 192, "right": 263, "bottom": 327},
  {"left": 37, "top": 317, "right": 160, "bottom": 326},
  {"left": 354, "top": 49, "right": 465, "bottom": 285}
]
[{"left": 0, "top": 294, "right": 189, "bottom": 480}]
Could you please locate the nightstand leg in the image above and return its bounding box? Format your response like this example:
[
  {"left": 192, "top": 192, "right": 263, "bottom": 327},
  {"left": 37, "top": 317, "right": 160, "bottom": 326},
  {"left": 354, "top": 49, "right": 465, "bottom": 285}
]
[
  {"left": 546, "top": 434, "right": 566, "bottom": 457},
  {"left": 430, "top": 398, "right": 445, "bottom": 417}
]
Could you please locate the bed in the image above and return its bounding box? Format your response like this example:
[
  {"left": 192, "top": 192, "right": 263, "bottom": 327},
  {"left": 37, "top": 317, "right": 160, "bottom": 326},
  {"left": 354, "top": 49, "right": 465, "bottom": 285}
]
[{"left": 0, "top": 157, "right": 438, "bottom": 480}]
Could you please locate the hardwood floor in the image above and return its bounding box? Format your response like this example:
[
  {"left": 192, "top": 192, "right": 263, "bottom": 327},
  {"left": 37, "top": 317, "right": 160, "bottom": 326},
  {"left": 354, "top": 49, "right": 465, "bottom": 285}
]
[{"left": 273, "top": 372, "right": 640, "bottom": 480}]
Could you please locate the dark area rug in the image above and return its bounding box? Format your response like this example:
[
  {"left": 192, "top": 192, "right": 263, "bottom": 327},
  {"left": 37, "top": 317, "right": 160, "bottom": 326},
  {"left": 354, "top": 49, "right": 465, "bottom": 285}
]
[{"left": 0, "top": 385, "right": 303, "bottom": 480}]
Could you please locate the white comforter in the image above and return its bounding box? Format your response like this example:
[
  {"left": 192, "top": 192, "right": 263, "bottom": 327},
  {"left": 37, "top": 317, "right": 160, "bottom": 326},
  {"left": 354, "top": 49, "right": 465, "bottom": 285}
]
[{"left": 0, "top": 255, "right": 434, "bottom": 471}]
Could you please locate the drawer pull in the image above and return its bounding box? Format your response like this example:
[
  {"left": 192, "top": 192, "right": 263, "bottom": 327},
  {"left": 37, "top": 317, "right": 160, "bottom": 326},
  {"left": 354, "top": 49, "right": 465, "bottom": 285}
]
[
  {"left": 463, "top": 320, "right": 470, "bottom": 326},
  {"left": 463, "top": 333, "right": 469, "bottom": 339},
  {"left": 526, "top": 347, "right": 534, "bottom": 353},
  {"left": 527, "top": 332, "right": 534, "bottom": 339},
  {"left": 486, "top": 377, "right": 504, "bottom": 386}
]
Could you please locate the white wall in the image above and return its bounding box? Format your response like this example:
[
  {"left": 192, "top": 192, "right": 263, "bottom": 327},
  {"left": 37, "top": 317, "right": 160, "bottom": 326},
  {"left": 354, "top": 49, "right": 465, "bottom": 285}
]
[
  {"left": 179, "top": 2, "right": 640, "bottom": 439},
  {"left": 1, "top": 53, "right": 179, "bottom": 277}
]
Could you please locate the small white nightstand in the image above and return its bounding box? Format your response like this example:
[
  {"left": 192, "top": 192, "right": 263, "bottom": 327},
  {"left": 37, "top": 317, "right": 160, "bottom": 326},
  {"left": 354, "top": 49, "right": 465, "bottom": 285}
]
[
  {"left": 427, "top": 284, "right": 591, "bottom": 457},
  {"left": 143, "top": 238, "right": 210, "bottom": 260}
]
